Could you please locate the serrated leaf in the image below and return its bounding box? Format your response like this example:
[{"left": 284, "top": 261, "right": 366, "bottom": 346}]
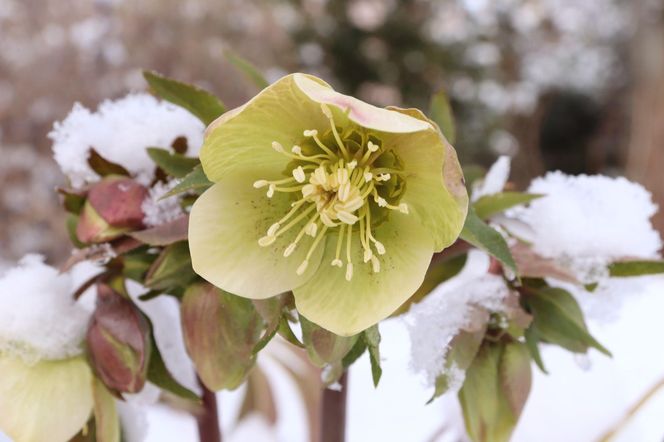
[
  {"left": 364, "top": 325, "right": 382, "bottom": 387},
  {"left": 473, "top": 192, "right": 543, "bottom": 220},
  {"left": 143, "top": 71, "right": 225, "bottom": 125},
  {"left": 608, "top": 260, "right": 664, "bottom": 277},
  {"left": 162, "top": 165, "right": 212, "bottom": 198},
  {"left": 430, "top": 89, "right": 456, "bottom": 144},
  {"left": 527, "top": 287, "right": 610, "bottom": 356},
  {"left": 181, "top": 283, "right": 263, "bottom": 391},
  {"left": 461, "top": 208, "right": 517, "bottom": 273},
  {"left": 225, "top": 51, "right": 269, "bottom": 89},
  {"left": 147, "top": 147, "right": 200, "bottom": 178}
]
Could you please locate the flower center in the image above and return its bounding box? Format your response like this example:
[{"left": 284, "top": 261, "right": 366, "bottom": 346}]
[{"left": 253, "top": 104, "right": 408, "bottom": 281}]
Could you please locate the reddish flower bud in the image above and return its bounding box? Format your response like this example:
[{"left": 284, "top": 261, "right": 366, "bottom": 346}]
[{"left": 87, "top": 283, "right": 151, "bottom": 394}]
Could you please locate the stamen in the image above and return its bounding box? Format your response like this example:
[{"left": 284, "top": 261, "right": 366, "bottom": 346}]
[
  {"left": 337, "top": 210, "right": 359, "bottom": 225},
  {"left": 267, "top": 185, "right": 275, "bottom": 198},
  {"left": 345, "top": 223, "right": 353, "bottom": 281},
  {"left": 272, "top": 141, "right": 285, "bottom": 153},
  {"left": 267, "top": 223, "right": 280, "bottom": 237},
  {"left": 371, "top": 255, "right": 381, "bottom": 273},
  {"left": 253, "top": 180, "right": 269, "bottom": 188},
  {"left": 293, "top": 166, "right": 306, "bottom": 183},
  {"left": 332, "top": 224, "right": 346, "bottom": 266},
  {"left": 305, "top": 129, "right": 337, "bottom": 159},
  {"left": 305, "top": 222, "right": 318, "bottom": 237},
  {"left": 345, "top": 263, "right": 354, "bottom": 281},
  {"left": 321, "top": 104, "right": 350, "bottom": 160},
  {"left": 258, "top": 235, "right": 276, "bottom": 247},
  {"left": 296, "top": 260, "right": 309, "bottom": 275},
  {"left": 363, "top": 172, "right": 373, "bottom": 182},
  {"left": 297, "top": 225, "right": 329, "bottom": 275},
  {"left": 292, "top": 145, "right": 302, "bottom": 155},
  {"left": 275, "top": 204, "right": 317, "bottom": 237},
  {"left": 284, "top": 243, "right": 297, "bottom": 257}
]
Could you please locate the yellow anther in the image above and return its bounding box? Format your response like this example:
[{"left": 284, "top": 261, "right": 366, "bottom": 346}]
[
  {"left": 253, "top": 180, "right": 268, "bottom": 188},
  {"left": 338, "top": 181, "right": 351, "bottom": 202},
  {"left": 377, "top": 173, "right": 391, "bottom": 181},
  {"left": 363, "top": 248, "right": 373, "bottom": 263},
  {"left": 348, "top": 160, "right": 357, "bottom": 170},
  {"left": 374, "top": 240, "right": 386, "bottom": 255},
  {"left": 284, "top": 243, "right": 297, "bottom": 257},
  {"left": 303, "top": 129, "right": 318, "bottom": 137},
  {"left": 375, "top": 196, "right": 387, "bottom": 207},
  {"left": 364, "top": 172, "right": 373, "bottom": 182},
  {"left": 293, "top": 166, "right": 306, "bottom": 183},
  {"left": 267, "top": 185, "right": 276, "bottom": 198},
  {"left": 305, "top": 222, "right": 318, "bottom": 237},
  {"left": 371, "top": 255, "right": 381, "bottom": 273},
  {"left": 331, "top": 258, "right": 343, "bottom": 267},
  {"left": 267, "top": 223, "right": 280, "bottom": 237},
  {"left": 292, "top": 145, "right": 302, "bottom": 155},
  {"left": 296, "top": 260, "right": 309, "bottom": 275},
  {"left": 398, "top": 203, "right": 409, "bottom": 214},
  {"left": 302, "top": 184, "right": 316, "bottom": 197},
  {"left": 312, "top": 167, "right": 327, "bottom": 185},
  {"left": 345, "top": 263, "right": 354, "bottom": 281},
  {"left": 272, "top": 141, "right": 285, "bottom": 153},
  {"left": 320, "top": 103, "right": 333, "bottom": 119},
  {"left": 258, "top": 235, "right": 276, "bottom": 247},
  {"left": 367, "top": 141, "right": 379, "bottom": 152},
  {"left": 337, "top": 210, "right": 359, "bottom": 225}
]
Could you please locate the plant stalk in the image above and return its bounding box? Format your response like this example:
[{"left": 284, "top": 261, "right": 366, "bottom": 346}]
[
  {"left": 320, "top": 371, "right": 348, "bottom": 442},
  {"left": 196, "top": 380, "right": 222, "bottom": 442}
]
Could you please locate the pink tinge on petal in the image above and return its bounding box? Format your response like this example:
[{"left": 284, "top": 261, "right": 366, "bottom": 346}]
[{"left": 293, "top": 73, "right": 431, "bottom": 134}]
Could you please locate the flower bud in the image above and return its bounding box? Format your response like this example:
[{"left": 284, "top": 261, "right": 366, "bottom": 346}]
[
  {"left": 86, "top": 283, "right": 151, "bottom": 394},
  {"left": 76, "top": 176, "right": 148, "bottom": 244}
]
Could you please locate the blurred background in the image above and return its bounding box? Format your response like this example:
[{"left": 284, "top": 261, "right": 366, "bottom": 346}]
[
  {"left": 2, "top": 1, "right": 664, "bottom": 441},
  {"left": 1, "top": 0, "right": 663, "bottom": 266}
]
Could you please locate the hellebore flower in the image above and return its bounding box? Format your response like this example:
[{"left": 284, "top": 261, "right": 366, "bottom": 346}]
[{"left": 189, "top": 74, "right": 468, "bottom": 335}]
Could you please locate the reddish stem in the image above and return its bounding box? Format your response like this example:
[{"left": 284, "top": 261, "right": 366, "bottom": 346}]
[
  {"left": 196, "top": 381, "right": 221, "bottom": 442},
  {"left": 320, "top": 372, "right": 348, "bottom": 442}
]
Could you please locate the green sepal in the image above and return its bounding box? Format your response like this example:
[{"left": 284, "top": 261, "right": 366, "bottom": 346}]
[
  {"left": 300, "top": 315, "right": 358, "bottom": 368},
  {"left": 143, "top": 70, "right": 226, "bottom": 125},
  {"left": 87, "top": 148, "right": 130, "bottom": 177},
  {"left": 364, "top": 325, "right": 382, "bottom": 387},
  {"left": 144, "top": 241, "right": 198, "bottom": 293}
]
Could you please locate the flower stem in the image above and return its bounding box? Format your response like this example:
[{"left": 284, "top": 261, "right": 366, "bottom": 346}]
[
  {"left": 320, "top": 372, "right": 348, "bottom": 442},
  {"left": 196, "top": 380, "right": 221, "bottom": 442}
]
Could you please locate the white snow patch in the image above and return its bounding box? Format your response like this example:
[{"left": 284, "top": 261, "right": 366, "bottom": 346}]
[
  {"left": 472, "top": 155, "right": 511, "bottom": 201},
  {"left": 0, "top": 254, "right": 92, "bottom": 362},
  {"left": 50, "top": 93, "right": 204, "bottom": 189},
  {"left": 406, "top": 251, "right": 511, "bottom": 386},
  {"left": 141, "top": 180, "right": 184, "bottom": 227}
]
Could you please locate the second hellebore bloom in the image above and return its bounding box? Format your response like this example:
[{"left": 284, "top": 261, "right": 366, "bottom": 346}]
[{"left": 189, "top": 74, "right": 468, "bottom": 335}]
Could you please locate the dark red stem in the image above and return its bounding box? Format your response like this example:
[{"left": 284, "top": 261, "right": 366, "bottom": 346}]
[
  {"left": 320, "top": 372, "right": 348, "bottom": 442},
  {"left": 196, "top": 380, "right": 221, "bottom": 442}
]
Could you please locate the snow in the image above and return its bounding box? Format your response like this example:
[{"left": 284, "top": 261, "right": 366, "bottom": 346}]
[
  {"left": 471, "top": 155, "right": 510, "bottom": 200},
  {"left": 0, "top": 254, "right": 93, "bottom": 363},
  {"left": 141, "top": 180, "right": 185, "bottom": 227},
  {"left": 49, "top": 93, "right": 204, "bottom": 189},
  {"left": 406, "top": 251, "right": 511, "bottom": 386}
]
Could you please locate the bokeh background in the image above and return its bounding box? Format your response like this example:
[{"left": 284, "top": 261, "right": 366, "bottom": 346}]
[
  {"left": 1, "top": 1, "right": 664, "bottom": 441},
  {"left": 1, "top": 0, "right": 663, "bottom": 266}
]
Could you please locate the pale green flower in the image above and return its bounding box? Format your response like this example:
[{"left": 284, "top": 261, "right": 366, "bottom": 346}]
[{"left": 189, "top": 73, "right": 468, "bottom": 335}]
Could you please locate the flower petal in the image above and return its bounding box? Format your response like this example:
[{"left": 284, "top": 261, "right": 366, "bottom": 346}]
[
  {"left": 189, "top": 170, "right": 325, "bottom": 299},
  {"left": 293, "top": 212, "right": 434, "bottom": 336},
  {"left": 0, "top": 356, "right": 93, "bottom": 442},
  {"left": 383, "top": 107, "right": 469, "bottom": 251},
  {"left": 201, "top": 74, "right": 329, "bottom": 182},
  {"left": 293, "top": 73, "right": 432, "bottom": 134}
]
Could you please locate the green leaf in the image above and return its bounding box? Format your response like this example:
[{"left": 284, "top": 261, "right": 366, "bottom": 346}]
[
  {"left": 608, "top": 260, "right": 664, "bottom": 277},
  {"left": 58, "top": 187, "right": 86, "bottom": 214},
  {"left": 473, "top": 192, "right": 544, "bottom": 220},
  {"left": 523, "top": 326, "right": 547, "bottom": 373},
  {"left": 144, "top": 241, "right": 198, "bottom": 292},
  {"left": 143, "top": 71, "right": 225, "bottom": 125},
  {"left": 181, "top": 283, "right": 264, "bottom": 391},
  {"left": 147, "top": 148, "right": 200, "bottom": 178},
  {"left": 146, "top": 322, "right": 200, "bottom": 401},
  {"left": 87, "top": 148, "right": 130, "bottom": 178},
  {"left": 342, "top": 338, "right": 367, "bottom": 368},
  {"left": 162, "top": 165, "right": 213, "bottom": 199},
  {"left": 364, "top": 325, "right": 382, "bottom": 387},
  {"left": 429, "top": 90, "right": 456, "bottom": 144},
  {"left": 499, "top": 342, "right": 532, "bottom": 420},
  {"left": 526, "top": 287, "right": 610, "bottom": 356},
  {"left": 225, "top": 51, "right": 269, "bottom": 89},
  {"left": 92, "top": 379, "right": 120, "bottom": 442},
  {"left": 429, "top": 328, "right": 485, "bottom": 403},
  {"left": 461, "top": 208, "right": 517, "bottom": 273}
]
